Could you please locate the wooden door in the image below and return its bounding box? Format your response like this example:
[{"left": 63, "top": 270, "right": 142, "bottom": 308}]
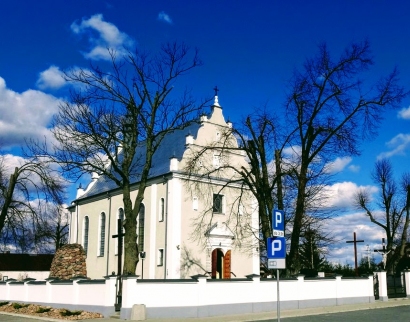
[
  {"left": 223, "top": 250, "right": 231, "bottom": 279},
  {"left": 211, "top": 249, "right": 217, "bottom": 279}
]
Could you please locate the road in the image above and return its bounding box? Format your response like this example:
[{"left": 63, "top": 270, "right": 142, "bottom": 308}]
[{"left": 252, "top": 305, "right": 410, "bottom": 322}]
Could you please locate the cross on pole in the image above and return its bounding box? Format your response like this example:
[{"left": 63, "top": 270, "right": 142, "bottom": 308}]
[
  {"left": 346, "top": 232, "right": 364, "bottom": 276},
  {"left": 374, "top": 237, "right": 390, "bottom": 270},
  {"left": 112, "top": 218, "right": 125, "bottom": 275},
  {"left": 112, "top": 218, "right": 125, "bottom": 311},
  {"left": 213, "top": 86, "right": 219, "bottom": 96}
]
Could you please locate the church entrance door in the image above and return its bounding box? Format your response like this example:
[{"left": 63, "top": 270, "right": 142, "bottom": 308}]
[{"left": 211, "top": 248, "right": 231, "bottom": 279}]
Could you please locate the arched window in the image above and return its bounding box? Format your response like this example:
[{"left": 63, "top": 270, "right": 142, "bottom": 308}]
[
  {"left": 138, "top": 204, "right": 145, "bottom": 252},
  {"left": 99, "top": 212, "right": 106, "bottom": 256},
  {"left": 115, "top": 208, "right": 125, "bottom": 255},
  {"left": 83, "top": 216, "right": 89, "bottom": 256},
  {"left": 159, "top": 198, "right": 165, "bottom": 222}
]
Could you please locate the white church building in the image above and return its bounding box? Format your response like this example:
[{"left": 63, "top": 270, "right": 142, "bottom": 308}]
[{"left": 67, "top": 95, "right": 260, "bottom": 280}]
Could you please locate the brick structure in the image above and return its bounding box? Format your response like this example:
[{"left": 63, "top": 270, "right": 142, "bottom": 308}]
[{"left": 49, "top": 244, "right": 87, "bottom": 279}]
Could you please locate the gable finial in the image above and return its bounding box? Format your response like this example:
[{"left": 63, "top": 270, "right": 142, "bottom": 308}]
[{"left": 213, "top": 86, "right": 220, "bottom": 107}]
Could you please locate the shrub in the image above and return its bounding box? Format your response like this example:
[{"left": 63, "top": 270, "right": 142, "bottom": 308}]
[
  {"left": 36, "top": 307, "right": 51, "bottom": 313},
  {"left": 60, "top": 309, "right": 82, "bottom": 316},
  {"left": 0, "top": 302, "right": 9, "bottom": 307},
  {"left": 12, "top": 303, "right": 29, "bottom": 309}
]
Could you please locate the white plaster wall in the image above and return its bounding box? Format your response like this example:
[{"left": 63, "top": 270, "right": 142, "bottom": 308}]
[
  {"left": 49, "top": 284, "right": 75, "bottom": 304},
  {"left": 25, "top": 284, "right": 47, "bottom": 303},
  {"left": 76, "top": 283, "right": 108, "bottom": 305},
  {"left": 148, "top": 183, "right": 157, "bottom": 279},
  {"left": 0, "top": 275, "right": 377, "bottom": 320}
]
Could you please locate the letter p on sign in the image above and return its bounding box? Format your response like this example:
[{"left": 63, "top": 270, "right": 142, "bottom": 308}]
[{"left": 272, "top": 210, "right": 284, "bottom": 231}]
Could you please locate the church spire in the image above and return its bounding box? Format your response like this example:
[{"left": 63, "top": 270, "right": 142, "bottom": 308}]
[{"left": 213, "top": 86, "right": 221, "bottom": 107}]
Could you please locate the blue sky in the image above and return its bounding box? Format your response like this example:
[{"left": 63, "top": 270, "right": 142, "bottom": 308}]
[{"left": 1, "top": 0, "right": 410, "bottom": 265}]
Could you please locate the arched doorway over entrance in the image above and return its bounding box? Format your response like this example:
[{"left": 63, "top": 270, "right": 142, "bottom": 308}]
[{"left": 211, "top": 249, "right": 231, "bottom": 279}]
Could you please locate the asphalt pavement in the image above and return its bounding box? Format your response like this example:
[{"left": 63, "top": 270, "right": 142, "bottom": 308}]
[{"left": 1, "top": 298, "right": 410, "bottom": 321}]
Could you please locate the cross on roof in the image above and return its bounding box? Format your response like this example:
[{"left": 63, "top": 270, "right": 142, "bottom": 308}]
[{"left": 213, "top": 86, "right": 219, "bottom": 96}]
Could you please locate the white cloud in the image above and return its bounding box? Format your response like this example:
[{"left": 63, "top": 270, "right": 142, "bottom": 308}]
[
  {"left": 377, "top": 133, "right": 410, "bottom": 159},
  {"left": 158, "top": 11, "right": 173, "bottom": 24},
  {"left": 324, "top": 212, "right": 385, "bottom": 265},
  {"left": 398, "top": 106, "right": 410, "bottom": 119},
  {"left": 324, "top": 156, "right": 352, "bottom": 174},
  {"left": 0, "top": 77, "right": 61, "bottom": 148},
  {"left": 319, "top": 181, "right": 378, "bottom": 209},
  {"left": 36, "top": 66, "right": 66, "bottom": 90},
  {"left": 1, "top": 154, "right": 27, "bottom": 175},
  {"left": 348, "top": 164, "right": 360, "bottom": 172},
  {"left": 70, "top": 14, "right": 135, "bottom": 61}
]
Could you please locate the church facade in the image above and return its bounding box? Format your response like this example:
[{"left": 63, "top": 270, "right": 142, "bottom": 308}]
[{"left": 67, "top": 96, "right": 260, "bottom": 279}]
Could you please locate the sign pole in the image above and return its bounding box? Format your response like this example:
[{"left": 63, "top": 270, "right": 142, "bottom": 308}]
[
  {"left": 268, "top": 210, "right": 285, "bottom": 322},
  {"left": 277, "top": 269, "right": 280, "bottom": 322}
]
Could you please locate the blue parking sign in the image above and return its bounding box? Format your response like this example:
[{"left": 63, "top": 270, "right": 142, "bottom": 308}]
[
  {"left": 272, "top": 209, "right": 284, "bottom": 232},
  {"left": 267, "top": 236, "right": 286, "bottom": 259}
]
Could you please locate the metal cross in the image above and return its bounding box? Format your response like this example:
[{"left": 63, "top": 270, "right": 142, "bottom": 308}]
[
  {"left": 112, "top": 218, "right": 125, "bottom": 275},
  {"left": 346, "top": 232, "right": 364, "bottom": 276},
  {"left": 213, "top": 86, "right": 219, "bottom": 96},
  {"left": 112, "top": 218, "right": 125, "bottom": 311}
]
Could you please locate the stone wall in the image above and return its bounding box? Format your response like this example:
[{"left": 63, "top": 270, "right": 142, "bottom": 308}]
[{"left": 49, "top": 244, "right": 87, "bottom": 279}]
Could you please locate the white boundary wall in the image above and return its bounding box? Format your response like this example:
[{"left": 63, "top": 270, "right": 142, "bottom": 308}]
[{"left": 0, "top": 273, "right": 400, "bottom": 320}]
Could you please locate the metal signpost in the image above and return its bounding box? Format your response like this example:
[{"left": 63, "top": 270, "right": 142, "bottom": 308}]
[{"left": 267, "top": 209, "right": 286, "bottom": 322}]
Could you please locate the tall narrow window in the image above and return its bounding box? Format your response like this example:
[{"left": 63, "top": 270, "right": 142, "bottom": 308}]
[
  {"left": 138, "top": 204, "right": 145, "bottom": 252},
  {"left": 159, "top": 198, "right": 165, "bottom": 222},
  {"left": 158, "top": 249, "right": 164, "bottom": 266},
  {"left": 83, "top": 216, "right": 89, "bottom": 256},
  {"left": 99, "top": 212, "right": 106, "bottom": 256}
]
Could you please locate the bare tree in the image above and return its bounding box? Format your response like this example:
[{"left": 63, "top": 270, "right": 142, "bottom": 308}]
[
  {"left": 34, "top": 203, "right": 69, "bottom": 252},
  {"left": 355, "top": 159, "right": 410, "bottom": 273},
  {"left": 184, "top": 41, "right": 407, "bottom": 275},
  {"left": 284, "top": 40, "right": 406, "bottom": 274},
  {"left": 0, "top": 153, "right": 65, "bottom": 252},
  {"left": 30, "top": 42, "right": 207, "bottom": 274}
]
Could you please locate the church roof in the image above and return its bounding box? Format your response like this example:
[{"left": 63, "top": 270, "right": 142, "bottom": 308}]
[
  {"left": 76, "top": 121, "right": 202, "bottom": 200},
  {"left": 75, "top": 95, "right": 230, "bottom": 201}
]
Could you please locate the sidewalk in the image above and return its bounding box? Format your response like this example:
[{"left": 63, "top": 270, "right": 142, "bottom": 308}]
[{"left": 1, "top": 298, "right": 410, "bottom": 322}]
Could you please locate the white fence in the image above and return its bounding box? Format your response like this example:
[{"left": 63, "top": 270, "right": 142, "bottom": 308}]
[{"left": 0, "top": 272, "right": 402, "bottom": 320}]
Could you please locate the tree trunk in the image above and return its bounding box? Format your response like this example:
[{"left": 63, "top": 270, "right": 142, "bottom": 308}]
[
  {"left": 275, "top": 150, "right": 284, "bottom": 211},
  {"left": 122, "top": 184, "right": 138, "bottom": 275},
  {"left": 288, "top": 167, "right": 308, "bottom": 274},
  {"left": 0, "top": 167, "right": 18, "bottom": 234}
]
